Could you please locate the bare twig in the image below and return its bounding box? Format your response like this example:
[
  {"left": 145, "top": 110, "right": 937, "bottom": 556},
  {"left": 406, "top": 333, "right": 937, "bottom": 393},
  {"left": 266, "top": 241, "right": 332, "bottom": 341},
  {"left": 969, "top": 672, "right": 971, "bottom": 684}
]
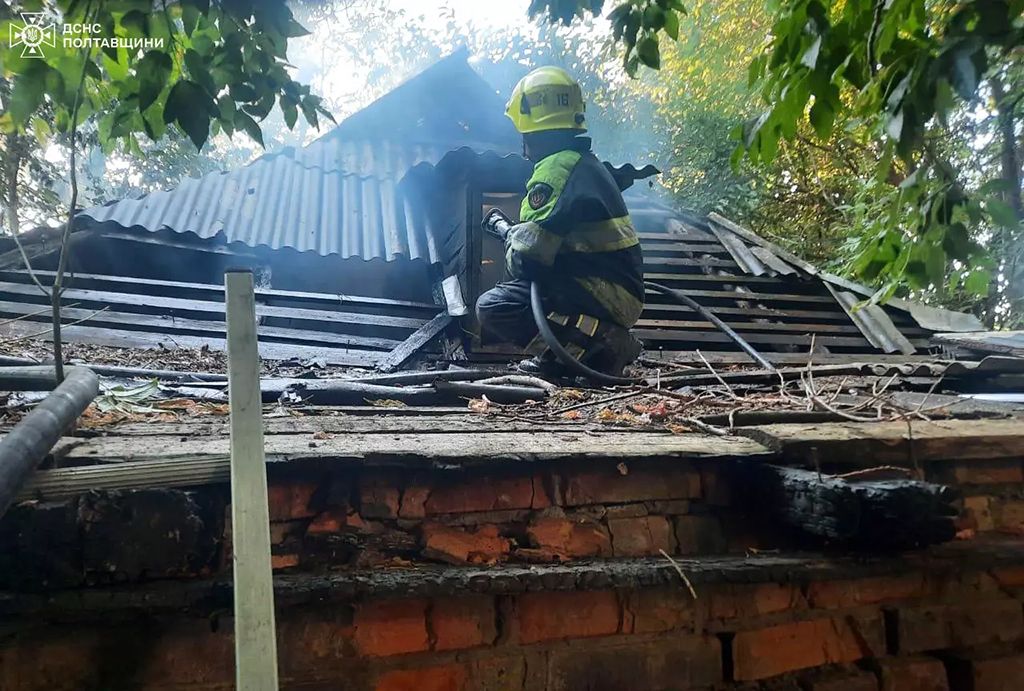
[
  {"left": 538, "top": 388, "right": 650, "bottom": 417},
  {"left": 659, "top": 549, "right": 698, "bottom": 600},
  {"left": 0, "top": 305, "right": 109, "bottom": 346},
  {"left": 0, "top": 303, "right": 76, "bottom": 327},
  {"left": 836, "top": 465, "right": 914, "bottom": 481},
  {"left": 7, "top": 231, "right": 49, "bottom": 295},
  {"left": 50, "top": 2, "right": 96, "bottom": 383},
  {"left": 696, "top": 350, "right": 739, "bottom": 399}
]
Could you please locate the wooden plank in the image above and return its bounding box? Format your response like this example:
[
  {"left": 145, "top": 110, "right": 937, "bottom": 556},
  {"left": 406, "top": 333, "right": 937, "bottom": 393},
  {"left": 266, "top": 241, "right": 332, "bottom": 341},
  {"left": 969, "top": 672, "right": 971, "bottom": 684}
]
[
  {"left": 224, "top": 270, "right": 279, "bottom": 690},
  {"left": 637, "top": 232, "right": 720, "bottom": 244},
  {"left": 738, "top": 419, "right": 1024, "bottom": 466},
  {"left": 643, "top": 286, "right": 836, "bottom": 304},
  {"left": 643, "top": 271, "right": 809, "bottom": 286},
  {"left": 642, "top": 256, "right": 740, "bottom": 268},
  {"left": 16, "top": 431, "right": 772, "bottom": 500},
  {"left": 0, "top": 281, "right": 426, "bottom": 334},
  {"left": 0, "top": 299, "right": 402, "bottom": 351},
  {"left": 376, "top": 312, "right": 452, "bottom": 373},
  {"left": 0, "top": 269, "right": 438, "bottom": 312},
  {"left": 634, "top": 328, "right": 873, "bottom": 348},
  {"left": 636, "top": 317, "right": 866, "bottom": 335},
  {"left": 0, "top": 319, "right": 382, "bottom": 367},
  {"left": 74, "top": 415, "right": 657, "bottom": 438},
  {"left": 48, "top": 430, "right": 769, "bottom": 467},
  {"left": 643, "top": 352, "right": 953, "bottom": 366},
  {"left": 641, "top": 302, "right": 854, "bottom": 323},
  {"left": 933, "top": 331, "right": 1024, "bottom": 358},
  {"left": 640, "top": 242, "right": 735, "bottom": 255}
]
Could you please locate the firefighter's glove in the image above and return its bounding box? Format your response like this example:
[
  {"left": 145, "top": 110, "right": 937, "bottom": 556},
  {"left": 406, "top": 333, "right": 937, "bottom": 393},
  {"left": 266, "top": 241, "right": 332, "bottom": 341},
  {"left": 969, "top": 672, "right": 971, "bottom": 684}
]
[{"left": 482, "top": 208, "right": 512, "bottom": 240}]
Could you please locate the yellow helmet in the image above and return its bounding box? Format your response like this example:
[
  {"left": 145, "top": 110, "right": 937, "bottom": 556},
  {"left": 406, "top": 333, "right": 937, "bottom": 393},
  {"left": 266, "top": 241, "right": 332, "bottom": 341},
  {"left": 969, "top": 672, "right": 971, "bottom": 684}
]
[{"left": 505, "top": 66, "right": 587, "bottom": 134}]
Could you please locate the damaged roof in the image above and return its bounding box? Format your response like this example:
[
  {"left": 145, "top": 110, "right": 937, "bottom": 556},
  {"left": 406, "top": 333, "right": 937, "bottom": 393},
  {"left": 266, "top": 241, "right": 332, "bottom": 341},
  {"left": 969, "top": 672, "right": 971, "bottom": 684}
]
[{"left": 75, "top": 51, "right": 520, "bottom": 263}]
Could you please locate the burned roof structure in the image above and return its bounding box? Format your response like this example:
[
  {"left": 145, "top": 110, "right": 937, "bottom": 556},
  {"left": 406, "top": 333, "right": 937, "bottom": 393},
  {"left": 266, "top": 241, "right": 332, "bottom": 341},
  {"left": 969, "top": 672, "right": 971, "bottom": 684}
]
[{"left": 3, "top": 52, "right": 1024, "bottom": 691}]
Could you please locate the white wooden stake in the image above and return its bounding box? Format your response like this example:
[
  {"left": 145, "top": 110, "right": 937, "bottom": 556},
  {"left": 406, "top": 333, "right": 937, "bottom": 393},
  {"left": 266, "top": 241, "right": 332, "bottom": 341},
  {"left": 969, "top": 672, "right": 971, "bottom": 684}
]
[{"left": 225, "top": 269, "right": 279, "bottom": 691}]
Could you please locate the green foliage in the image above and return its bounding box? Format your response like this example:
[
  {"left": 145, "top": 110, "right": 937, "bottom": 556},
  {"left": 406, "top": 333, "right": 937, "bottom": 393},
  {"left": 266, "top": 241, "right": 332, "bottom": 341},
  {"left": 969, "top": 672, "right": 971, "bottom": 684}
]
[
  {"left": 0, "top": 0, "right": 332, "bottom": 152},
  {"left": 537, "top": 0, "right": 1024, "bottom": 325}
]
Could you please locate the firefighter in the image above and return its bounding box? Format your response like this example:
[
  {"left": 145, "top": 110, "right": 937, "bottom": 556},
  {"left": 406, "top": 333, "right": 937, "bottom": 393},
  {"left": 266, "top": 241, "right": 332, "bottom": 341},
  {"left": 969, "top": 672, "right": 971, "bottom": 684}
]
[{"left": 477, "top": 66, "right": 644, "bottom": 377}]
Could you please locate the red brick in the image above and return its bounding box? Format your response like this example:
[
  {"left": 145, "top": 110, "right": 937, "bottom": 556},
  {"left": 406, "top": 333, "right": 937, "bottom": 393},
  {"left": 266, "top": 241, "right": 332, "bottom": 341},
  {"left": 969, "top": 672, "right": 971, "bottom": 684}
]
[
  {"left": 709, "top": 583, "right": 806, "bottom": 620},
  {"left": 375, "top": 664, "right": 466, "bottom": 691},
  {"left": 996, "top": 500, "right": 1024, "bottom": 533},
  {"left": 469, "top": 655, "right": 528, "bottom": 690},
  {"left": 267, "top": 481, "right": 318, "bottom": 521},
  {"left": 732, "top": 614, "right": 885, "bottom": 681},
  {"left": 631, "top": 587, "right": 695, "bottom": 633},
  {"left": 307, "top": 508, "right": 361, "bottom": 535},
  {"left": 526, "top": 515, "right": 611, "bottom": 559},
  {"left": 424, "top": 476, "right": 533, "bottom": 515},
  {"left": 354, "top": 599, "right": 429, "bottom": 656},
  {"left": 270, "top": 519, "right": 306, "bottom": 544},
  {"left": 992, "top": 565, "right": 1024, "bottom": 588},
  {"left": 430, "top": 596, "right": 496, "bottom": 651},
  {"left": 516, "top": 590, "right": 620, "bottom": 644},
  {"left": 807, "top": 574, "right": 927, "bottom": 609},
  {"left": 806, "top": 669, "right": 879, "bottom": 691},
  {"left": 938, "top": 460, "right": 1024, "bottom": 485},
  {"left": 608, "top": 516, "right": 675, "bottom": 556},
  {"left": 701, "top": 467, "right": 731, "bottom": 506},
  {"left": 895, "top": 600, "right": 1024, "bottom": 653},
  {"left": 532, "top": 474, "right": 554, "bottom": 508},
  {"left": 360, "top": 478, "right": 400, "bottom": 519},
  {"left": 400, "top": 484, "right": 430, "bottom": 518},
  {"left": 877, "top": 656, "right": 949, "bottom": 691},
  {"left": 271, "top": 553, "right": 300, "bottom": 570},
  {"left": 963, "top": 496, "right": 995, "bottom": 531},
  {"left": 674, "top": 515, "right": 727, "bottom": 554},
  {"left": 946, "top": 652, "right": 1024, "bottom": 691},
  {"left": 563, "top": 466, "right": 701, "bottom": 506},
  {"left": 547, "top": 636, "right": 721, "bottom": 691},
  {"left": 421, "top": 523, "right": 510, "bottom": 565}
]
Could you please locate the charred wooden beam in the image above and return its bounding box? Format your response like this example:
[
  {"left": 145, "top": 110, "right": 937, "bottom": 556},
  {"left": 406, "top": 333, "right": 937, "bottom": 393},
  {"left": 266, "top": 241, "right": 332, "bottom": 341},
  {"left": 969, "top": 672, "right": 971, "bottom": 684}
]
[{"left": 736, "top": 463, "right": 959, "bottom": 550}]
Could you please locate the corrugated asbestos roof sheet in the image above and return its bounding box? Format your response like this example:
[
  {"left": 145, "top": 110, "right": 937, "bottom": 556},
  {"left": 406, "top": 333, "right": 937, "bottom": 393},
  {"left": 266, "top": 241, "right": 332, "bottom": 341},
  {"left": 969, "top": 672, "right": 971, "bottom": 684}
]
[
  {"left": 75, "top": 51, "right": 520, "bottom": 263},
  {"left": 77, "top": 140, "right": 453, "bottom": 262}
]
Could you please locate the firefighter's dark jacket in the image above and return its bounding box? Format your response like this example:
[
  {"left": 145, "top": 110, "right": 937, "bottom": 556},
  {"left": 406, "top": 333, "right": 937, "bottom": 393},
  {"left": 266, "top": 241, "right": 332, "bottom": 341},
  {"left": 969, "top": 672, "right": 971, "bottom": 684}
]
[{"left": 504, "top": 139, "right": 644, "bottom": 329}]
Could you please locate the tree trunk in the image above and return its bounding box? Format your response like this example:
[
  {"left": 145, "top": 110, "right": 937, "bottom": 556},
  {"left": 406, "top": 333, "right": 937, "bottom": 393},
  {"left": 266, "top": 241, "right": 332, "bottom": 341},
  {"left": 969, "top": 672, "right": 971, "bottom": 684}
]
[
  {"left": 3, "top": 146, "right": 21, "bottom": 236},
  {"left": 990, "top": 76, "right": 1024, "bottom": 325}
]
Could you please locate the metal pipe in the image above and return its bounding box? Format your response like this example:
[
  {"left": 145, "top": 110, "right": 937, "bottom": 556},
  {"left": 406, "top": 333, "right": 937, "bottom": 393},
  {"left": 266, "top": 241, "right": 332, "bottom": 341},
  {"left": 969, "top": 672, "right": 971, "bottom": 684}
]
[{"left": 0, "top": 366, "right": 98, "bottom": 517}]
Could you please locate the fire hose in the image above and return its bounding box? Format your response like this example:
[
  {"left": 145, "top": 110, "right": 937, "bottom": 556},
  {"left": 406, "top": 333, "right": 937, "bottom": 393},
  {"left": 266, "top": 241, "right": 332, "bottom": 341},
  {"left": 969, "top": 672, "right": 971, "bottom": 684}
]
[{"left": 484, "top": 211, "right": 776, "bottom": 386}]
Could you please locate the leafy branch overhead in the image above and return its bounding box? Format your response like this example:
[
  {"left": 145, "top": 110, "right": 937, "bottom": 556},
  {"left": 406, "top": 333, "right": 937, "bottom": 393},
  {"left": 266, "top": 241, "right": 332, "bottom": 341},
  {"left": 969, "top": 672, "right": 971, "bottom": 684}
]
[
  {"left": 529, "top": 0, "right": 686, "bottom": 76},
  {"left": 534, "top": 0, "right": 1024, "bottom": 306},
  {"left": 0, "top": 0, "right": 334, "bottom": 152}
]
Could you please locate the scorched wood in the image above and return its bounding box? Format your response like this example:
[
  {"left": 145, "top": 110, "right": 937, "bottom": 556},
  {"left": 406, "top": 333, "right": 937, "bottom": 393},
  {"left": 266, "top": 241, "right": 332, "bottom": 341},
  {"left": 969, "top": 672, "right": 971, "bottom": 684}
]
[{"left": 737, "top": 463, "right": 959, "bottom": 550}]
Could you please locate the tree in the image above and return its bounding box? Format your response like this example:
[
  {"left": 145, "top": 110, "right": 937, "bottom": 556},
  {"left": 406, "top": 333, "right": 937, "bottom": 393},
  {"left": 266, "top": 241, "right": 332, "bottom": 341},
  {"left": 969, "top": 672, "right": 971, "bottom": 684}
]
[
  {"left": 531, "top": 0, "right": 1024, "bottom": 325},
  {"left": 1, "top": 0, "right": 332, "bottom": 380}
]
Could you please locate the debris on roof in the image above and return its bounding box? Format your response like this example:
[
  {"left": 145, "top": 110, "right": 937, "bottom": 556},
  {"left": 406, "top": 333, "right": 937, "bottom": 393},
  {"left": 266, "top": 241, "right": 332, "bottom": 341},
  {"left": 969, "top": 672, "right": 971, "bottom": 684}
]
[{"left": 934, "top": 330, "right": 1024, "bottom": 359}]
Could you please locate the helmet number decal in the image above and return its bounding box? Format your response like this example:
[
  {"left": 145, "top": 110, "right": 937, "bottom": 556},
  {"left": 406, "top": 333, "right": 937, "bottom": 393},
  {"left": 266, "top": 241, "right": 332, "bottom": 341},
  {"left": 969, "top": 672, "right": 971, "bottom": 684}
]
[
  {"left": 528, "top": 183, "right": 554, "bottom": 211},
  {"left": 556, "top": 92, "right": 570, "bottom": 107}
]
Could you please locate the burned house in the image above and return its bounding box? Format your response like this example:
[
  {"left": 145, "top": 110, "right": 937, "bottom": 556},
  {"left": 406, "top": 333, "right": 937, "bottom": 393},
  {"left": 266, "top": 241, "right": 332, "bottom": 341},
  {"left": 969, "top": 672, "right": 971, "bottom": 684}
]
[{"left": 2, "top": 52, "right": 1024, "bottom": 691}]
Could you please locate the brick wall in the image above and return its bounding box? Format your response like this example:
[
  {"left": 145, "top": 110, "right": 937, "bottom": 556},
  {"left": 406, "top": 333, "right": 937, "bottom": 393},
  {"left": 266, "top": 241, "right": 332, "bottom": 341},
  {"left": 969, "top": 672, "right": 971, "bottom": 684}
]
[{"left": 2, "top": 564, "right": 1023, "bottom": 690}]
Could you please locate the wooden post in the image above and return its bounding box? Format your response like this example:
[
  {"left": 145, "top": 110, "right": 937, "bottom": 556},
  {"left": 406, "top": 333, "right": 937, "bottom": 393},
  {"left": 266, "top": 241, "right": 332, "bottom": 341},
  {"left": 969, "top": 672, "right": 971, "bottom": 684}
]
[{"left": 224, "top": 269, "right": 279, "bottom": 691}]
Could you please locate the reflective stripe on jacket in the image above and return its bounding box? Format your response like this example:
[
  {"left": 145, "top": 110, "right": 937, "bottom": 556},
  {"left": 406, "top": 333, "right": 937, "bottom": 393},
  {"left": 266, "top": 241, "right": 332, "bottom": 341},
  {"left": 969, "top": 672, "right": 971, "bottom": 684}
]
[{"left": 504, "top": 145, "right": 644, "bottom": 328}]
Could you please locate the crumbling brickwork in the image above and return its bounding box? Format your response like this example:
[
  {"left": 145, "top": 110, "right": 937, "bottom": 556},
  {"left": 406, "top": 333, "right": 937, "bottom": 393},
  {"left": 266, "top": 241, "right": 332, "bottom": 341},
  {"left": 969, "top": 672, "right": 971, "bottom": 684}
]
[
  {"left": 2, "top": 564, "right": 1024, "bottom": 690},
  {"left": 2, "top": 447, "right": 1024, "bottom": 689}
]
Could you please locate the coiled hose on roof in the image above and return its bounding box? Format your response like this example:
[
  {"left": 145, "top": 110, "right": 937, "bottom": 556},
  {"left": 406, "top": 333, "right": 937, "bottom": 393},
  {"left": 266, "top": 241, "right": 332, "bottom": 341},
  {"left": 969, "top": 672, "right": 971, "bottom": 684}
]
[
  {"left": 529, "top": 281, "right": 775, "bottom": 386},
  {"left": 485, "top": 215, "right": 775, "bottom": 385}
]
